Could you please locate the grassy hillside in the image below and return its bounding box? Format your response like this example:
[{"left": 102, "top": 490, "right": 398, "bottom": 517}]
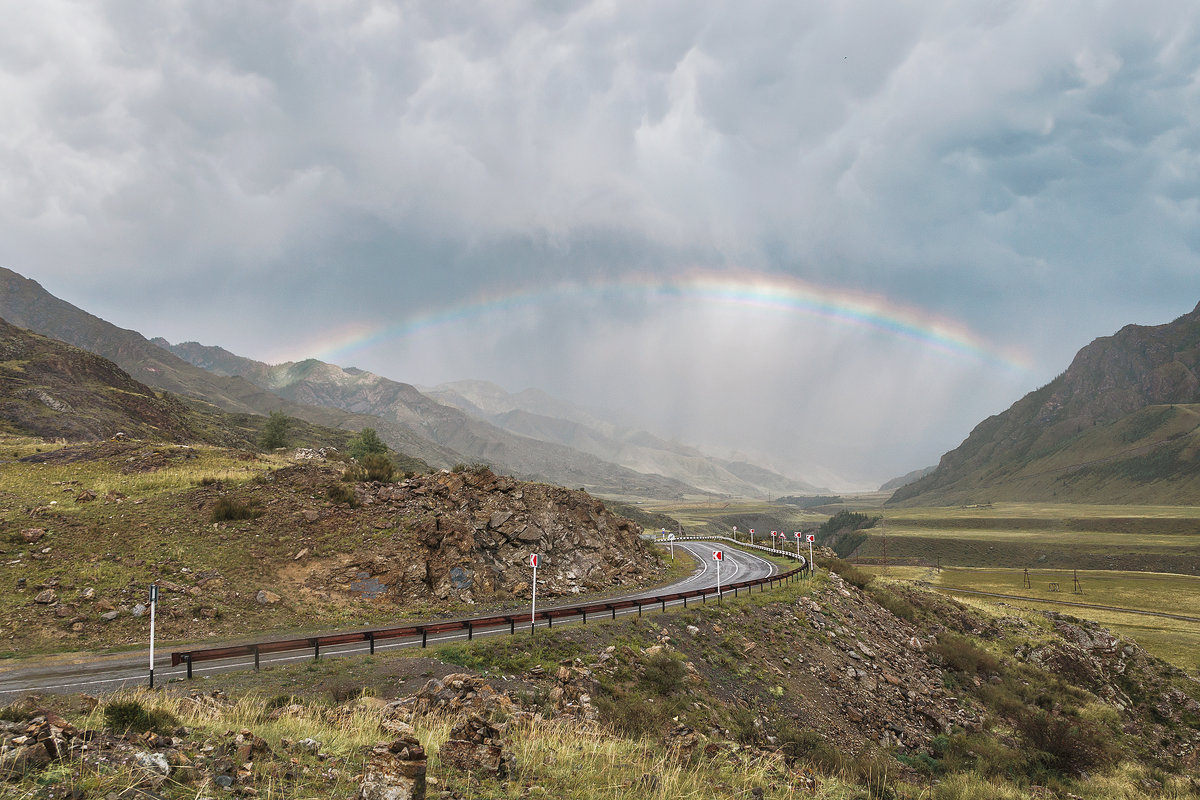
[
  {"left": 0, "top": 435, "right": 662, "bottom": 658},
  {"left": 892, "top": 404, "right": 1200, "bottom": 506},
  {"left": 893, "top": 302, "right": 1200, "bottom": 506}
]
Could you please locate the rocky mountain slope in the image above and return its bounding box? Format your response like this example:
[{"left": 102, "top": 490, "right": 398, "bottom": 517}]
[
  {"left": 428, "top": 379, "right": 826, "bottom": 497},
  {"left": 0, "top": 318, "right": 201, "bottom": 443},
  {"left": 157, "top": 339, "right": 701, "bottom": 499},
  {"left": 891, "top": 302, "right": 1200, "bottom": 505},
  {"left": 0, "top": 267, "right": 463, "bottom": 468}
]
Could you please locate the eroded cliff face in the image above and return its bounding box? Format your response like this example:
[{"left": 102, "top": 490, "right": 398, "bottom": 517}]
[{"left": 290, "top": 465, "right": 661, "bottom": 605}]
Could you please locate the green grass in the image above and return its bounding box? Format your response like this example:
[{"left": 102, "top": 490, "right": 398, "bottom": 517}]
[{"left": 847, "top": 502, "right": 1200, "bottom": 573}]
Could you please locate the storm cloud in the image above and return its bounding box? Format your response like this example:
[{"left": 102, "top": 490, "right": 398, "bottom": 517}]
[{"left": 2, "top": 1, "right": 1198, "bottom": 487}]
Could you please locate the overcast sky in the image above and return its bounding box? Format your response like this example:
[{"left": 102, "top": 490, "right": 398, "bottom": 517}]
[{"left": 2, "top": 1, "right": 1198, "bottom": 489}]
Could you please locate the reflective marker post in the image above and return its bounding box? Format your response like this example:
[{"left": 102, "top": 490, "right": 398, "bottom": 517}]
[
  {"left": 806, "top": 534, "right": 815, "bottom": 574},
  {"left": 712, "top": 550, "right": 723, "bottom": 604},
  {"left": 794, "top": 531, "right": 801, "bottom": 559},
  {"left": 667, "top": 532, "right": 676, "bottom": 560},
  {"left": 148, "top": 584, "right": 159, "bottom": 688},
  {"left": 529, "top": 553, "right": 539, "bottom": 635}
]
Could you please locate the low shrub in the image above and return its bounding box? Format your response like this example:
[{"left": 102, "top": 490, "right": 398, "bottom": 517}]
[
  {"left": 210, "top": 497, "right": 260, "bottom": 522},
  {"left": 932, "top": 632, "right": 999, "bottom": 676},
  {"left": 868, "top": 585, "right": 918, "bottom": 622},
  {"left": 639, "top": 651, "right": 687, "bottom": 696},
  {"left": 326, "top": 482, "right": 358, "bottom": 506},
  {"left": 103, "top": 699, "right": 179, "bottom": 735},
  {"left": 826, "top": 557, "right": 874, "bottom": 589},
  {"left": 1015, "top": 709, "right": 1117, "bottom": 775},
  {"left": 776, "top": 725, "right": 844, "bottom": 773}
]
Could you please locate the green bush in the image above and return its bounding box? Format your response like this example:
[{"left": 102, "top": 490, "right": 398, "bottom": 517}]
[
  {"left": 103, "top": 700, "right": 179, "bottom": 735},
  {"left": 932, "top": 632, "right": 998, "bottom": 676},
  {"left": 348, "top": 427, "right": 388, "bottom": 460},
  {"left": 827, "top": 557, "right": 874, "bottom": 589},
  {"left": 596, "top": 687, "right": 678, "bottom": 738},
  {"left": 639, "top": 651, "right": 687, "bottom": 696},
  {"left": 361, "top": 453, "right": 395, "bottom": 482},
  {"left": 342, "top": 454, "right": 396, "bottom": 483},
  {"left": 210, "top": 497, "right": 260, "bottom": 522},
  {"left": 1015, "top": 709, "right": 1116, "bottom": 775},
  {"left": 868, "top": 585, "right": 917, "bottom": 621},
  {"left": 776, "top": 725, "right": 844, "bottom": 773},
  {"left": 258, "top": 410, "right": 291, "bottom": 450},
  {"left": 326, "top": 482, "right": 358, "bottom": 506}
]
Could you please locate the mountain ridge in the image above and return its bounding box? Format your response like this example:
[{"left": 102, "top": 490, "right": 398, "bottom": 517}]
[{"left": 890, "top": 302, "right": 1200, "bottom": 505}]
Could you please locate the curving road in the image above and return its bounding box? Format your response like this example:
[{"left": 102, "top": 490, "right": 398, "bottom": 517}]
[{"left": 0, "top": 541, "right": 782, "bottom": 699}]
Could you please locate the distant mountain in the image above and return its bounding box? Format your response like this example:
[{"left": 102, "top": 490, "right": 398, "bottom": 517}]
[
  {"left": 878, "top": 466, "right": 936, "bottom": 493},
  {"left": 157, "top": 342, "right": 701, "bottom": 499},
  {"left": 426, "top": 380, "right": 826, "bottom": 497},
  {"left": 890, "top": 302, "right": 1200, "bottom": 505},
  {"left": 0, "top": 267, "right": 463, "bottom": 467}
]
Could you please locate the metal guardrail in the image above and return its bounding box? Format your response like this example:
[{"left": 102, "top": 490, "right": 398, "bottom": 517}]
[
  {"left": 654, "top": 534, "right": 810, "bottom": 563},
  {"left": 170, "top": 540, "right": 809, "bottom": 678}
]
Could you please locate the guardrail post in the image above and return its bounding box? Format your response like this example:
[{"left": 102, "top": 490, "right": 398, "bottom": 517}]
[
  {"left": 510, "top": 618, "right": 515, "bottom": 635},
  {"left": 421, "top": 629, "right": 427, "bottom": 648},
  {"left": 312, "top": 639, "right": 320, "bottom": 661},
  {"left": 254, "top": 645, "right": 260, "bottom": 672},
  {"left": 683, "top": 595, "right": 687, "bottom": 608},
  {"left": 610, "top": 605, "right": 616, "bottom": 620},
  {"left": 636, "top": 601, "right": 642, "bottom": 617},
  {"left": 661, "top": 598, "right": 666, "bottom": 612},
  {"left": 582, "top": 609, "right": 587, "bottom": 625},
  {"left": 367, "top": 632, "right": 375, "bottom": 654},
  {"left": 468, "top": 622, "right": 474, "bottom": 641},
  {"left": 184, "top": 654, "right": 192, "bottom": 680},
  {"left": 548, "top": 615, "right": 553, "bottom": 629}
]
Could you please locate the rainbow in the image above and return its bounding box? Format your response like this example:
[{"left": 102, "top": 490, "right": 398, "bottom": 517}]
[{"left": 298, "top": 271, "right": 1032, "bottom": 373}]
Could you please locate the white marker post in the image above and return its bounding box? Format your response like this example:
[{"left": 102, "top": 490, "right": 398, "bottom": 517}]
[
  {"left": 529, "top": 553, "right": 539, "bottom": 635},
  {"left": 749, "top": 528, "right": 755, "bottom": 546},
  {"left": 667, "top": 532, "right": 676, "bottom": 560},
  {"left": 712, "top": 550, "right": 723, "bottom": 603},
  {"left": 806, "top": 534, "right": 815, "bottom": 573},
  {"left": 148, "top": 583, "right": 158, "bottom": 688},
  {"left": 732, "top": 525, "right": 738, "bottom": 543}
]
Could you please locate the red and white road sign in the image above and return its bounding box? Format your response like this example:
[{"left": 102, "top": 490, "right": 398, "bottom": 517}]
[
  {"left": 794, "top": 531, "right": 802, "bottom": 539},
  {"left": 712, "top": 550, "right": 723, "bottom": 562},
  {"left": 749, "top": 528, "right": 754, "bottom": 535},
  {"left": 806, "top": 534, "right": 815, "bottom": 543},
  {"left": 529, "top": 553, "right": 539, "bottom": 567}
]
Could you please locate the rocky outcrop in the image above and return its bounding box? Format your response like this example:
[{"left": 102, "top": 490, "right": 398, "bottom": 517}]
[
  {"left": 357, "top": 735, "right": 427, "bottom": 800},
  {"left": 306, "top": 466, "right": 659, "bottom": 604}
]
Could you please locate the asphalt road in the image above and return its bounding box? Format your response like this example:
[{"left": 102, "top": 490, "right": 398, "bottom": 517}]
[{"left": 0, "top": 541, "right": 781, "bottom": 699}]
